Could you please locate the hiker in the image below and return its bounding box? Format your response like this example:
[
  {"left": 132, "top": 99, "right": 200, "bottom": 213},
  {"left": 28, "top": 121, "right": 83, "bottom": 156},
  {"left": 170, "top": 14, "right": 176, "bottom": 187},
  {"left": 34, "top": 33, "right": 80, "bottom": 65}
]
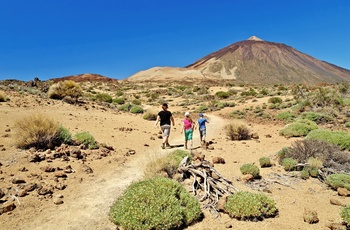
[
  {"left": 197, "top": 113, "right": 209, "bottom": 144},
  {"left": 155, "top": 103, "right": 175, "bottom": 149},
  {"left": 181, "top": 112, "right": 195, "bottom": 150}
]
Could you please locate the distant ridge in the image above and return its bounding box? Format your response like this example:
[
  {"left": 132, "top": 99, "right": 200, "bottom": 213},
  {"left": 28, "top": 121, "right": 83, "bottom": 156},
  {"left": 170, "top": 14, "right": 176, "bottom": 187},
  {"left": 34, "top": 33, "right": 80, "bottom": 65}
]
[
  {"left": 127, "top": 36, "right": 350, "bottom": 85},
  {"left": 52, "top": 73, "right": 118, "bottom": 83}
]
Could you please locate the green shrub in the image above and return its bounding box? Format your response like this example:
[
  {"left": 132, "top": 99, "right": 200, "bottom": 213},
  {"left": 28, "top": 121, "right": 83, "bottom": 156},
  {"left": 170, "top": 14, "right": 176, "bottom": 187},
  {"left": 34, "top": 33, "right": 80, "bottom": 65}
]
[
  {"left": 240, "top": 164, "right": 260, "bottom": 178},
  {"left": 0, "top": 91, "right": 5, "bottom": 102},
  {"left": 224, "top": 191, "right": 278, "bottom": 220},
  {"left": 113, "top": 97, "right": 125, "bottom": 105},
  {"left": 115, "top": 90, "right": 124, "bottom": 97},
  {"left": 300, "top": 168, "right": 310, "bottom": 179},
  {"left": 73, "top": 131, "right": 98, "bottom": 149},
  {"left": 326, "top": 173, "right": 350, "bottom": 191},
  {"left": 225, "top": 123, "right": 250, "bottom": 141},
  {"left": 282, "top": 158, "right": 297, "bottom": 171},
  {"left": 345, "top": 122, "right": 350, "bottom": 128},
  {"left": 197, "top": 105, "right": 208, "bottom": 113},
  {"left": 341, "top": 205, "right": 350, "bottom": 225},
  {"left": 279, "top": 119, "right": 318, "bottom": 138},
  {"left": 109, "top": 177, "right": 202, "bottom": 230},
  {"left": 298, "top": 112, "right": 334, "bottom": 124},
  {"left": 259, "top": 157, "right": 272, "bottom": 168},
  {"left": 118, "top": 103, "right": 132, "bottom": 112},
  {"left": 130, "top": 105, "right": 144, "bottom": 114},
  {"left": 306, "top": 129, "right": 350, "bottom": 150},
  {"left": 215, "top": 91, "right": 230, "bottom": 99},
  {"left": 48, "top": 80, "right": 83, "bottom": 100},
  {"left": 274, "top": 111, "right": 296, "bottom": 121},
  {"left": 268, "top": 97, "right": 283, "bottom": 104},
  {"left": 95, "top": 93, "right": 113, "bottom": 103}
]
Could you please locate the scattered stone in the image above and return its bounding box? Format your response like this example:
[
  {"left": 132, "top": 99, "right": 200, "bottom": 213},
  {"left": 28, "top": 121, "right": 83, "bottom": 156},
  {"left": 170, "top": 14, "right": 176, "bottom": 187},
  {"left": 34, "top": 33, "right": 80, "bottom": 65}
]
[
  {"left": 29, "top": 153, "right": 46, "bottom": 162},
  {"left": 337, "top": 187, "right": 350, "bottom": 196},
  {"left": 18, "top": 167, "right": 28, "bottom": 172},
  {"left": 325, "top": 222, "right": 347, "bottom": 230},
  {"left": 0, "top": 189, "right": 5, "bottom": 199},
  {"left": 330, "top": 198, "right": 346, "bottom": 206},
  {"left": 303, "top": 208, "right": 319, "bottom": 224},
  {"left": 125, "top": 150, "right": 136, "bottom": 156},
  {"left": 64, "top": 165, "right": 74, "bottom": 173},
  {"left": 40, "top": 165, "right": 56, "bottom": 173},
  {"left": 150, "top": 136, "right": 155, "bottom": 140},
  {"left": 207, "top": 146, "right": 214, "bottom": 150},
  {"left": 55, "top": 172, "right": 67, "bottom": 178},
  {"left": 225, "top": 224, "right": 233, "bottom": 228},
  {"left": 55, "top": 183, "right": 66, "bottom": 190},
  {"left": 193, "top": 153, "right": 205, "bottom": 161},
  {"left": 250, "top": 132, "right": 259, "bottom": 139},
  {"left": 37, "top": 185, "right": 53, "bottom": 195},
  {"left": 144, "top": 144, "right": 149, "bottom": 147},
  {"left": 0, "top": 203, "right": 16, "bottom": 215},
  {"left": 216, "top": 195, "right": 228, "bottom": 212},
  {"left": 17, "top": 189, "right": 28, "bottom": 197},
  {"left": 11, "top": 178, "right": 26, "bottom": 184},
  {"left": 70, "top": 147, "right": 82, "bottom": 159},
  {"left": 241, "top": 174, "right": 254, "bottom": 182},
  {"left": 53, "top": 197, "right": 64, "bottom": 205},
  {"left": 4, "top": 128, "right": 11, "bottom": 132},
  {"left": 265, "top": 134, "right": 272, "bottom": 138},
  {"left": 212, "top": 157, "right": 225, "bottom": 164},
  {"left": 24, "top": 183, "right": 37, "bottom": 192},
  {"left": 157, "top": 135, "right": 162, "bottom": 139},
  {"left": 80, "top": 164, "right": 93, "bottom": 174}
]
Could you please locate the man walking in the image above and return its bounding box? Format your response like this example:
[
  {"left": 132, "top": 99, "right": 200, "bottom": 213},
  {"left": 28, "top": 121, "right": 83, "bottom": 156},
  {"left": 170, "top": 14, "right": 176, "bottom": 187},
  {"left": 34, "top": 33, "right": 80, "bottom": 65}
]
[{"left": 155, "top": 103, "right": 175, "bottom": 149}]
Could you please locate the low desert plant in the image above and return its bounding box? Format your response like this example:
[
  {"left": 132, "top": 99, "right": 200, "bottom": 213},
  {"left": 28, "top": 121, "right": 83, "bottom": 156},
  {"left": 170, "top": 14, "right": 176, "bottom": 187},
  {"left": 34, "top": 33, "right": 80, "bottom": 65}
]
[
  {"left": 274, "top": 111, "right": 296, "bottom": 122},
  {"left": 298, "top": 111, "right": 334, "bottom": 124},
  {"left": 113, "top": 97, "right": 125, "bottom": 105},
  {"left": 225, "top": 123, "right": 250, "bottom": 141},
  {"left": 224, "top": 191, "right": 278, "bottom": 220},
  {"left": 14, "top": 114, "right": 68, "bottom": 149},
  {"left": 300, "top": 168, "right": 310, "bottom": 179},
  {"left": 58, "top": 126, "right": 73, "bottom": 145},
  {"left": 95, "top": 93, "right": 113, "bottom": 103},
  {"left": 282, "top": 158, "right": 297, "bottom": 171},
  {"left": 0, "top": 91, "right": 5, "bottom": 102},
  {"left": 259, "top": 157, "right": 272, "bottom": 168},
  {"left": 109, "top": 177, "right": 202, "bottom": 230},
  {"left": 130, "top": 105, "right": 144, "bottom": 114},
  {"left": 143, "top": 112, "right": 157, "bottom": 121},
  {"left": 118, "top": 103, "right": 132, "bottom": 112},
  {"left": 73, "top": 131, "right": 98, "bottom": 149},
  {"left": 279, "top": 119, "right": 318, "bottom": 138},
  {"left": 326, "top": 173, "right": 350, "bottom": 191},
  {"left": 144, "top": 150, "right": 191, "bottom": 179},
  {"left": 268, "top": 97, "right": 283, "bottom": 104},
  {"left": 240, "top": 164, "right": 260, "bottom": 178},
  {"left": 306, "top": 129, "right": 350, "bottom": 150},
  {"left": 48, "top": 80, "right": 82, "bottom": 100},
  {"left": 215, "top": 91, "right": 230, "bottom": 99},
  {"left": 341, "top": 205, "right": 350, "bottom": 226}
]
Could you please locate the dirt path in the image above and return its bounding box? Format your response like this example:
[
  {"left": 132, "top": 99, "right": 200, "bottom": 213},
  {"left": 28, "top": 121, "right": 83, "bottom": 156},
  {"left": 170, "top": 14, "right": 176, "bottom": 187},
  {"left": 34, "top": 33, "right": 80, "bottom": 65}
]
[{"left": 25, "top": 114, "right": 226, "bottom": 230}]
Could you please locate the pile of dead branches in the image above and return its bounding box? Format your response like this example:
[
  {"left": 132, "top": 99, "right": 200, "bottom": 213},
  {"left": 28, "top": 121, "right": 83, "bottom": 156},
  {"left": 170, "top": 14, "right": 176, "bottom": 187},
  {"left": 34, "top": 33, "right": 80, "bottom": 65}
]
[{"left": 178, "top": 157, "right": 239, "bottom": 212}]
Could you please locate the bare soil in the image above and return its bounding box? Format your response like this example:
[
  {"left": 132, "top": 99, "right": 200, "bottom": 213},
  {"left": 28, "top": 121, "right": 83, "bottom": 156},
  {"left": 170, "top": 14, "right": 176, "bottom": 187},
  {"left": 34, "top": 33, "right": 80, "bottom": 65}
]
[{"left": 0, "top": 89, "right": 349, "bottom": 230}]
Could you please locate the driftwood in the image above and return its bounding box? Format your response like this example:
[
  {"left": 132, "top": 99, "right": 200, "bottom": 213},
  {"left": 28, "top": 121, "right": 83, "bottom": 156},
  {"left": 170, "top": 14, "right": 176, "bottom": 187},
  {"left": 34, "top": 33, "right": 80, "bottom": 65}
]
[{"left": 178, "top": 157, "right": 238, "bottom": 213}]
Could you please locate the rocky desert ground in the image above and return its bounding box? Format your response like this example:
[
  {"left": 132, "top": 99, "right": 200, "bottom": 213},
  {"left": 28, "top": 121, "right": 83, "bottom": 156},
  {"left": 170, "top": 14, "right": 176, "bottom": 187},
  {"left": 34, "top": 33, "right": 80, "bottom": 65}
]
[{"left": 1, "top": 79, "right": 350, "bottom": 230}]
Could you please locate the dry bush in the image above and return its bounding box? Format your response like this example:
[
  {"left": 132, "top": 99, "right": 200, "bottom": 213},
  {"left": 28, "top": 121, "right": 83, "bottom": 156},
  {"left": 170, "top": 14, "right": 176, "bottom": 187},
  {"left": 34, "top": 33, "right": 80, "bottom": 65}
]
[
  {"left": 15, "top": 114, "right": 61, "bottom": 149},
  {"left": 282, "top": 139, "right": 350, "bottom": 173},
  {"left": 0, "top": 91, "right": 5, "bottom": 102},
  {"left": 48, "top": 80, "right": 82, "bottom": 100},
  {"left": 225, "top": 123, "right": 250, "bottom": 141}
]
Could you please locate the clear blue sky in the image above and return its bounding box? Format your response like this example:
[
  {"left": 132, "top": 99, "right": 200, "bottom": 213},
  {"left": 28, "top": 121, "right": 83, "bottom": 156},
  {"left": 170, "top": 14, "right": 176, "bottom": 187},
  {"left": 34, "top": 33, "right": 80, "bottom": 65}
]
[{"left": 1, "top": 0, "right": 349, "bottom": 81}]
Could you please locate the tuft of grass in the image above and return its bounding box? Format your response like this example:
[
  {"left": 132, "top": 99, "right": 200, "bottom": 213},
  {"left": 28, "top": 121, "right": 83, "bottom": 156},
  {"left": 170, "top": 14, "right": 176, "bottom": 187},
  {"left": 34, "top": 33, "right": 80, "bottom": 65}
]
[
  {"left": 282, "top": 158, "right": 297, "bottom": 171},
  {"left": 109, "top": 177, "right": 202, "bottom": 230},
  {"left": 144, "top": 150, "right": 191, "bottom": 179},
  {"left": 225, "top": 123, "right": 250, "bottom": 141},
  {"left": 95, "top": 93, "right": 113, "bottom": 103},
  {"left": 0, "top": 91, "right": 5, "bottom": 102},
  {"left": 14, "top": 114, "right": 66, "bottom": 149},
  {"left": 259, "top": 157, "right": 272, "bottom": 168},
  {"left": 48, "top": 80, "right": 82, "bottom": 100},
  {"left": 73, "top": 131, "right": 98, "bottom": 149},
  {"left": 298, "top": 112, "right": 334, "bottom": 124},
  {"left": 224, "top": 191, "right": 278, "bottom": 221},
  {"left": 130, "top": 105, "right": 144, "bottom": 114}
]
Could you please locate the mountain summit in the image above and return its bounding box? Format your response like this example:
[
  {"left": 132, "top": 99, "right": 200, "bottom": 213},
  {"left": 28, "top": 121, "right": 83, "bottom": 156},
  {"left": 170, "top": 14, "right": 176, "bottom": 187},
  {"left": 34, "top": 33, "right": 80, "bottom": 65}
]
[{"left": 127, "top": 37, "right": 350, "bottom": 84}]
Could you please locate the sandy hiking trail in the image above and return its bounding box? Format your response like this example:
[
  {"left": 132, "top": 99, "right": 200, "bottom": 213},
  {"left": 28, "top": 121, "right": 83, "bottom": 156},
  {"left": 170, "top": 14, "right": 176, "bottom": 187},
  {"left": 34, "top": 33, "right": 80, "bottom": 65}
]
[{"left": 25, "top": 114, "right": 225, "bottom": 230}]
